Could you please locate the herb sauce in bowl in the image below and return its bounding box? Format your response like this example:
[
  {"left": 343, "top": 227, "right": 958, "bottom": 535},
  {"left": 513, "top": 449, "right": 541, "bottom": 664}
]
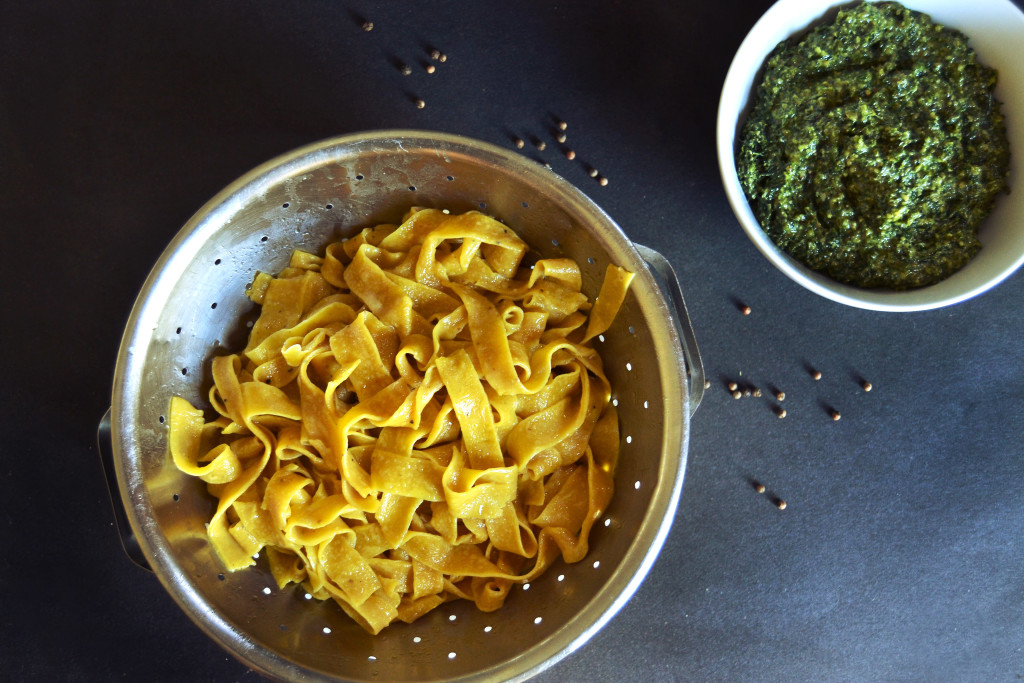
[{"left": 737, "top": 1, "right": 1010, "bottom": 290}]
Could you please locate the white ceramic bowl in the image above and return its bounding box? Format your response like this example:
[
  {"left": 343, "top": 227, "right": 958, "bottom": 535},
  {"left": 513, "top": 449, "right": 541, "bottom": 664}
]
[{"left": 717, "top": 0, "right": 1024, "bottom": 311}]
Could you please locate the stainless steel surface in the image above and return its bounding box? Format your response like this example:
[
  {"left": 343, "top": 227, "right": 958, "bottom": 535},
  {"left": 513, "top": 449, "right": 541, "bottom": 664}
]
[{"left": 109, "top": 131, "right": 702, "bottom": 681}]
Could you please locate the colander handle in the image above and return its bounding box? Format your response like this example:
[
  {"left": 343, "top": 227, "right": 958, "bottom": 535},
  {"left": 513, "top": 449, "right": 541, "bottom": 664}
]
[
  {"left": 634, "top": 243, "right": 705, "bottom": 416},
  {"left": 96, "top": 408, "right": 153, "bottom": 572}
]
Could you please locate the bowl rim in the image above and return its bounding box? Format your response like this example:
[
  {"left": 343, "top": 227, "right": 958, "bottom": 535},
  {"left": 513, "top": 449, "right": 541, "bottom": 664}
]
[{"left": 717, "top": 0, "right": 1024, "bottom": 312}]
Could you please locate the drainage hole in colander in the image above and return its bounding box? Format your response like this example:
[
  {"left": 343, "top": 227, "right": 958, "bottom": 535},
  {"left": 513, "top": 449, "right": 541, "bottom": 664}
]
[
  {"left": 445, "top": 175, "right": 454, "bottom": 181},
  {"left": 408, "top": 186, "right": 416, "bottom": 192},
  {"left": 172, "top": 492, "right": 179, "bottom": 501},
  {"left": 448, "top": 614, "right": 456, "bottom": 622},
  {"left": 604, "top": 518, "right": 611, "bottom": 527},
  {"left": 304, "top": 592, "right": 312, "bottom": 600},
  {"left": 612, "top": 398, "right": 618, "bottom": 406},
  {"left": 593, "top": 560, "right": 601, "bottom": 569},
  {"left": 478, "top": 201, "right": 487, "bottom": 209},
  {"left": 534, "top": 617, "right": 543, "bottom": 625},
  {"left": 356, "top": 174, "right": 364, "bottom": 181},
  {"left": 181, "top": 368, "right": 188, "bottom": 376},
  {"left": 626, "top": 435, "right": 632, "bottom": 444},
  {"left": 211, "top": 302, "right": 217, "bottom": 310},
  {"left": 260, "top": 236, "right": 269, "bottom": 243},
  {"left": 159, "top": 415, "right": 165, "bottom": 423},
  {"left": 262, "top": 587, "right": 271, "bottom": 595},
  {"left": 448, "top": 652, "right": 457, "bottom": 660},
  {"left": 557, "top": 574, "right": 565, "bottom": 582},
  {"left": 521, "top": 201, "right": 529, "bottom": 208},
  {"left": 325, "top": 204, "right": 333, "bottom": 210},
  {"left": 626, "top": 362, "right": 632, "bottom": 371},
  {"left": 214, "top": 258, "right": 222, "bottom": 265},
  {"left": 368, "top": 656, "right": 377, "bottom": 661},
  {"left": 598, "top": 334, "right": 604, "bottom": 342},
  {"left": 634, "top": 480, "right": 641, "bottom": 490},
  {"left": 551, "top": 238, "right": 560, "bottom": 247},
  {"left": 280, "top": 625, "right": 287, "bottom": 631},
  {"left": 484, "top": 626, "right": 493, "bottom": 633},
  {"left": 413, "top": 636, "right": 422, "bottom": 643},
  {"left": 628, "top": 325, "right": 635, "bottom": 334},
  {"left": 282, "top": 202, "right": 290, "bottom": 208},
  {"left": 643, "top": 400, "right": 649, "bottom": 409},
  {"left": 522, "top": 583, "right": 531, "bottom": 591},
  {"left": 175, "top": 327, "right": 182, "bottom": 335},
  {"left": 217, "top": 573, "right": 225, "bottom": 581},
  {"left": 587, "top": 256, "right": 595, "bottom": 265},
  {"left": 323, "top": 627, "right": 332, "bottom": 634}
]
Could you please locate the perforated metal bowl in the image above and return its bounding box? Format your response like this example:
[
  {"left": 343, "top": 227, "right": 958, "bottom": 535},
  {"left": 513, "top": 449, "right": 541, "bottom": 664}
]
[{"left": 100, "top": 130, "right": 703, "bottom": 682}]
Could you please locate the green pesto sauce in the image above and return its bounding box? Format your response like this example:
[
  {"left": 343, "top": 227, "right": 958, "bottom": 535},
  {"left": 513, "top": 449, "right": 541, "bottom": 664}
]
[{"left": 737, "top": 1, "right": 1010, "bottom": 290}]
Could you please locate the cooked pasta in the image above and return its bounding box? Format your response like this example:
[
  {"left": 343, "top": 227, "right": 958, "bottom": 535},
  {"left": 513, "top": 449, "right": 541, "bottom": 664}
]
[{"left": 169, "top": 207, "right": 633, "bottom": 634}]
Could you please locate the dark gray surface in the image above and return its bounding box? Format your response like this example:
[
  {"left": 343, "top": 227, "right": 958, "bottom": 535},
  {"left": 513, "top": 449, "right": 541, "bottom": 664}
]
[{"left": 2, "top": 1, "right": 1023, "bottom": 681}]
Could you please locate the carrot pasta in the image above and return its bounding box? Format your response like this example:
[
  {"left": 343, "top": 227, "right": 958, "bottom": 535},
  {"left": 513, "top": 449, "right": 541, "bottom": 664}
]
[{"left": 169, "top": 207, "right": 633, "bottom": 634}]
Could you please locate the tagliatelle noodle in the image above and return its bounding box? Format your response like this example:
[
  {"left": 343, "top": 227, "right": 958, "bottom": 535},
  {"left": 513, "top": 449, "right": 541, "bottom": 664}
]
[{"left": 169, "top": 208, "right": 633, "bottom": 634}]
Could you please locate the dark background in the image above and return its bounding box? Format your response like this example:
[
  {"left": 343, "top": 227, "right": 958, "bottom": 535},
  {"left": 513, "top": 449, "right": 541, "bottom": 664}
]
[{"left": 3, "top": 1, "right": 1024, "bottom": 680}]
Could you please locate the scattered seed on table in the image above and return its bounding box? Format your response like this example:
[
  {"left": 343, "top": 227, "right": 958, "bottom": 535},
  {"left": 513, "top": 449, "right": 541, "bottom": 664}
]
[
  {"left": 535, "top": 140, "right": 546, "bottom": 151},
  {"left": 430, "top": 48, "right": 441, "bottom": 60},
  {"left": 439, "top": 53, "right": 447, "bottom": 62},
  {"left": 776, "top": 407, "right": 787, "bottom": 418},
  {"left": 426, "top": 64, "right": 436, "bottom": 74},
  {"left": 588, "top": 167, "right": 599, "bottom": 178},
  {"left": 565, "top": 149, "right": 576, "bottom": 160},
  {"left": 598, "top": 176, "right": 608, "bottom": 186},
  {"left": 556, "top": 132, "right": 567, "bottom": 143},
  {"left": 400, "top": 64, "right": 412, "bottom": 76},
  {"left": 753, "top": 388, "right": 762, "bottom": 398},
  {"left": 776, "top": 499, "right": 787, "bottom": 510},
  {"left": 414, "top": 98, "right": 426, "bottom": 109},
  {"left": 514, "top": 138, "right": 525, "bottom": 149},
  {"left": 362, "top": 21, "right": 374, "bottom": 31},
  {"left": 862, "top": 381, "right": 873, "bottom": 392},
  {"left": 743, "top": 387, "right": 752, "bottom": 397},
  {"left": 741, "top": 304, "right": 752, "bottom": 315},
  {"left": 704, "top": 379, "right": 711, "bottom": 390},
  {"left": 812, "top": 370, "right": 822, "bottom": 381},
  {"left": 732, "top": 390, "right": 742, "bottom": 399},
  {"left": 755, "top": 483, "right": 766, "bottom": 494},
  {"left": 831, "top": 409, "right": 841, "bottom": 421},
  {"left": 557, "top": 119, "right": 568, "bottom": 131},
  {"left": 728, "top": 381, "right": 738, "bottom": 391}
]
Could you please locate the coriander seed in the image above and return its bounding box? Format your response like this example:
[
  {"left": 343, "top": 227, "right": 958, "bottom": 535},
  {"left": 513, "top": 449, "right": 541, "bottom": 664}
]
[
  {"left": 775, "top": 390, "right": 785, "bottom": 401},
  {"left": 362, "top": 21, "right": 374, "bottom": 31},
  {"left": 430, "top": 49, "right": 441, "bottom": 60},
  {"left": 812, "top": 370, "right": 822, "bottom": 380},
  {"left": 755, "top": 483, "right": 766, "bottom": 494},
  {"left": 728, "top": 381, "right": 738, "bottom": 391},
  {"left": 741, "top": 304, "right": 751, "bottom": 315},
  {"left": 514, "top": 138, "right": 525, "bottom": 149},
  {"left": 598, "top": 176, "right": 608, "bottom": 186},
  {"left": 776, "top": 408, "right": 787, "bottom": 418},
  {"left": 831, "top": 409, "right": 841, "bottom": 421},
  {"left": 565, "top": 149, "right": 576, "bottom": 160},
  {"left": 862, "top": 381, "right": 873, "bottom": 392},
  {"left": 426, "top": 64, "right": 436, "bottom": 74},
  {"left": 414, "top": 98, "right": 425, "bottom": 109},
  {"left": 776, "top": 499, "right": 787, "bottom": 510},
  {"left": 732, "top": 390, "right": 742, "bottom": 399}
]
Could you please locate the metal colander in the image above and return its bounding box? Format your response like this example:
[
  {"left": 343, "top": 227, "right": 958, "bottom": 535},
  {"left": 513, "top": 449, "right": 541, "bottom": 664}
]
[{"left": 100, "top": 130, "right": 703, "bottom": 682}]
